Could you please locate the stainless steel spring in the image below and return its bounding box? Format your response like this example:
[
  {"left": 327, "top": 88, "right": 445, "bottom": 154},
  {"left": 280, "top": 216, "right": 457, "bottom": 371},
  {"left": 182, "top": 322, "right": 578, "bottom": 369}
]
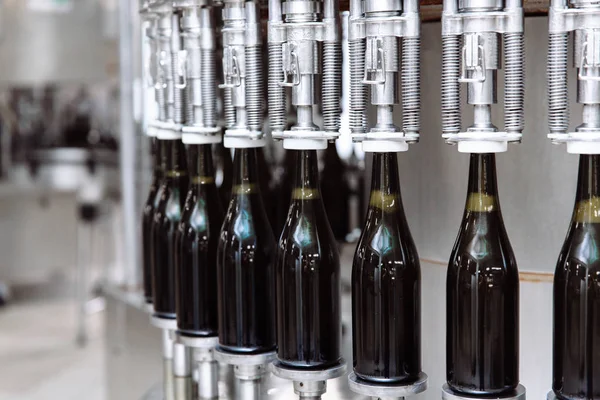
[
  {"left": 548, "top": 32, "right": 569, "bottom": 135},
  {"left": 349, "top": 39, "right": 367, "bottom": 133},
  {"left": 201, "top": 48, "right": 216, "bottom": 128},
  {"left": 245, "top": 45, "right": 263, "bottom": 132},
  {"left": 504, "top": 32, "right": 525, "bottom": 134},
  {"left": 223, "top": 82, "right": 235, "bottom": 129},
  {"left": 322, "top": 42, "right": 342, "bottom": 132},
  {"left": 402, "top": 37, "right": 420, "bottom": 135},
  {"left": 172, "top": 51, "right": 186, "bottom": 125},
  {"left": 441, "top": 35, "right": 461, "bottom": 135},
  {"left": 184, "top": 45, "right": 199, "bottom": 124},
  {"left": 156, "top": 76, "right": 168, "bottom": 122},
  {"left": 268, "top": 42, "right": 287, "bottom": 132}
]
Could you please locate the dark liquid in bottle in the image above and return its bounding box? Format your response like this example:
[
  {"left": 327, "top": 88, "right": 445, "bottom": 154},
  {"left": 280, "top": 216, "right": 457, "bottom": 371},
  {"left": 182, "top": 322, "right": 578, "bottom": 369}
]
[
  {"left": 217, "top": 148, "right": 277, "bottom": 353},
  {"left": 276, "top": 150, "right": 342, "bottom": 368},
  {"left": 142, "top": 138, "right": 163, "bottom": 304},
  {"left": 176, "top": 144, "right": 223, "bottom": 336},
  {"left": 446, "top": 153, "right": 519, "bottom": 395},
  {"left": 352, "top": 152, "right": 421, "bottom": 383},
  {"left": 553, "top": 155, "right": 600, "bottom": 400},
  {"left": 152, "top": 139, "right": 189, "bottom": 318}
]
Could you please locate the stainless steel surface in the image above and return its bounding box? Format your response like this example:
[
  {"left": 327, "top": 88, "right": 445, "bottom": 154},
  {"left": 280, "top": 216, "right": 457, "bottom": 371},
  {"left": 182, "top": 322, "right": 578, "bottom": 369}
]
[
  {"left": 195, "top": 347, "right": 219, "bottom": 399},
  {"left": 348, "top": 0, "right": 420, "bottom": 151},
  {"left": 547, "top": 0, "right": 600, "bottom": 152},
  {"left": 441, "top": 0, "right": 525, "bottom": 152},
  {"left": 547, "top": 391, "right": 556, "bottom": 400},
  {"left": 348, "top": 372, "right": 428, "bottom": 398},
  {"left": 441, "top": 384, "right": 526, "bottom": 400},
  {"left": 269, "top": 0, "right": 342, "bottom": 149},
  {"left": 271, "top": 361, "right": 347, "bottom": 382},
  {"left": 119, "top": 0, "right": 142, "bottom": 291}
]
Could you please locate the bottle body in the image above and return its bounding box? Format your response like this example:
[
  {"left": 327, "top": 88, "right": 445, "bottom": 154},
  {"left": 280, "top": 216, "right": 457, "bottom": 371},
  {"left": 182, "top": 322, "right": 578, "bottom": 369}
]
[
  {"left": 276, "top": 150, "right": 342, "bottom": 368},
  {"left": 152, "top": 139, "right": 189, "bottom": 318},
  {"left": 553, "top": 155, "right": 600, "bottom": 400},
  {"left": 352, "top": 152, "right": 421, "bottom": 383},
  {"left": 143, "top": 138, "right": 163, "bottom": 304},
  {"left": 176, "top": 144, "right": 222, "bottom": 336},
  {"left": 217, "top": 148, "right": 277, "bottom": 353},
  {"left": 446, "top": 153, "right": 519, "bottom": 395}
]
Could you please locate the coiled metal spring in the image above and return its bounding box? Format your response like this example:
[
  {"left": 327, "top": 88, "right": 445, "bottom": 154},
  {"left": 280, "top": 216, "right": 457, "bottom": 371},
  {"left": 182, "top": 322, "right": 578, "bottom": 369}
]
[
  {"left": 504, "top": 32, "right": 524, "bottom": 135},
  {"left": 349, "top": 39, "right": 367, "bottom": 133},
  {"left": 172, "top": 51, "right": 186, "bottom": 125},
  {"left": 201, "top": 48, "right": 216, "bottom": 128},
  {"left": 441, "top": 35, "right": 461, "bottom": 136},
  {"left": 245, "top": 45, "right": 263, "bottom": 132},
  {"left": 322, "top": 42, "right": 342, "bottom": 133},
  {"left": 268, "top": 42, "right": 286, "bottom": 132},
  {"left": 548, "top": 32, "right": 569, "bottom": 135},
  {"left": 402, "top": 37, "right": 420, "bottom": 135}
]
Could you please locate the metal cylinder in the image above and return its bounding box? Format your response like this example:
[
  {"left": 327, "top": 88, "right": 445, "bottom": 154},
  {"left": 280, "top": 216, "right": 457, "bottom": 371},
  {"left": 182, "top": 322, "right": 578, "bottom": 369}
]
[
  {"left": 322, "top": 41, "right": 343, "bottom": 132},
  {"left": 349, "top": 39, "right": 368, "bottom": 133},
  {"left": 268, "top": 42, "right": 287, "bottom": 132},
  {"left": 402, "top": 37, "right": 421, "bottom": 135},
  {"left": 172, "top": 13, "right": 186, "bottom": 125},
  {"left": 236, "top": 378, "right": 261, "bottom": 400},
  {"left": 504, "top": 32, "right": 525, "bottom": 134},
  {"left": 548, "top": 32, "right": 569, "bottom": 135},
  {"left": 245, "top": 44, "right": 263, "bottom": 132},
  {"left": 441, "top": 35, "right": 461, "bottom": 135},
  {"left": 173, "top": 342, "right": 192, "bottom": 377}
]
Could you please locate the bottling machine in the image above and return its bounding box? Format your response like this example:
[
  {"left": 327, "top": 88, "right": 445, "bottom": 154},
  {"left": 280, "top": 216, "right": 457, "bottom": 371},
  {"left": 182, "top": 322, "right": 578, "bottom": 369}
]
[{"left": 102, "top": 0, "right": 600, "bottom": 399}]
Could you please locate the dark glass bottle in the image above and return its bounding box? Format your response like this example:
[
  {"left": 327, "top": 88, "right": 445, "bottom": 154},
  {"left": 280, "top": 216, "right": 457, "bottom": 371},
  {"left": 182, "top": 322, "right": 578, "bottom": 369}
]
[
  {"left": 321, "top": 143, "right": 350, "bottom": 242},
  {"left": 217, "top": 148, "right": 277, "bottom": 353},
  {"left": 352, "top": 152, "right": 421, "bottom": 383},
  {"left": 176, "top": 144, "right": 223, "bottom": 336},
  {"left": 152, "top": 138, "right": 189, "bottom": 318},
  {"left": 553, "top": 155, "right": 600, "bottom": 400},
  {"left": 274, "top": 150, "right": 296, "bottom": 234},
  {"left": 214, "top": 142, "right": 233, "bottom": 208},
  {"left": 276, "top": 150, "right": 342, "bottom": 368},
  {"left": 142, "top": 138, "right": 164, "bottom": 304},
  {"left": 446, "top": 153, "right": 519, "bottom": 395}
]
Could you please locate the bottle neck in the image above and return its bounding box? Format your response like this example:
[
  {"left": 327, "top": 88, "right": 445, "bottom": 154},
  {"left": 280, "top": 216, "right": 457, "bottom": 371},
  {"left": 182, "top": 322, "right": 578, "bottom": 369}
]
[
  {"left": 369, "top": 152, "right": 402, "bottom": 213},
  {"left": 163, "top": 139, "right": 188, "bottom": 179},
  {"left": 465, "top": 153, "right": 500, "bottom": 213},
  {"left": 187, "top": 144, "right": 215, "bottom": 184},
  {"left": 233, "top": 148, "right": 260, "bottom": 194},
  {"left": 152, "top": 138, "right": 162, "bottom": 172},
  {"left": 292, "top": 150, "right": 321, "bottom": 200},
  {"left": 573, "top": 154, "right": 600, "bottom": 223}
]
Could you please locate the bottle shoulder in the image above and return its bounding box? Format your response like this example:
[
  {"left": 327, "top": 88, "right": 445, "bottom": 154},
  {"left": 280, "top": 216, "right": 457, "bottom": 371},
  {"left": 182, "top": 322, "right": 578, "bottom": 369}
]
[
  {"left": 278, "top": 201, "right": 339, "bottom": 265},
  {"left": 353, "top": 209, "right": 419, "bottom": 273},
  {"left": 449, "top": 211, "right": 517, "bottom": 274},
  {"left": 556, "top": 222, "right": 600, "bottom": 275},
  {"left": 219, "top": 194, "right": 276, "bottom": 249}
]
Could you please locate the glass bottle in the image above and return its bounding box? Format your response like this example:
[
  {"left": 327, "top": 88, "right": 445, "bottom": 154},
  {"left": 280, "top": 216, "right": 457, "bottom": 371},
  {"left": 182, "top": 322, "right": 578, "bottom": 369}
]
[
  {"left": 446, "top": 153, "right": 519, "bottom": 395},
  {"left": 276, "top": 150, "right": 342, "bottom": 368},
  {"left": 176, "top": 144, "right": 223, "bottom": 336},
  {"left": 321, "top": 143, "right": 350, "bottom": 242},
  {"left": 143, "top": 138, "right": 164, "bottom": 304},
  {"left": 352, "top": 152, "right": 421, "bottom": 382},
  {"left": 553, "top": 154, "right": 600, "bottom": 400},
  {"left": 217, "top": 148, "right": 277, "bottom": 353},
  {"left": 152, "top": 138, "right": 189, "bottom": 318}
]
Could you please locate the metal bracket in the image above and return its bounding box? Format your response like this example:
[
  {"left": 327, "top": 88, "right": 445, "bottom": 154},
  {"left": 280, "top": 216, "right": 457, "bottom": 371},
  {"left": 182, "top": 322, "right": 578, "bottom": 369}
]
[
  {"left": 362, "top": 37, "right": 386, "bottom": 85},
  {"left": 280, "top": 44, "right": 300, "bottom": 87},
  {"left": 219, "top": 47, "right": 241, "bottom": 88},
  {"left": 459, "top": 34, "right": 486, "bottom": 83}
]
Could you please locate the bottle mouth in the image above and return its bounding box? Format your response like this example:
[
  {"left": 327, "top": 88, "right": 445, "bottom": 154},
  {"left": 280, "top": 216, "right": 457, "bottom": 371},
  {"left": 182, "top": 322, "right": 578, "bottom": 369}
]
[
  {"left": 466, "top": 193, "right": 497, "bottom": 212},
  {"left": 233, "top": 183, "right": 258, "bottom": 194}
]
